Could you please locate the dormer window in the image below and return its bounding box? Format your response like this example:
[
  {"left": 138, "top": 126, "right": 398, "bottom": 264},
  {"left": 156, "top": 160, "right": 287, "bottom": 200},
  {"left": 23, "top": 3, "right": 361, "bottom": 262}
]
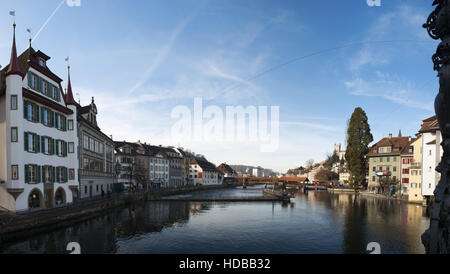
[{"left": 39, "top": 58, "right": 46, "bottom": 67}]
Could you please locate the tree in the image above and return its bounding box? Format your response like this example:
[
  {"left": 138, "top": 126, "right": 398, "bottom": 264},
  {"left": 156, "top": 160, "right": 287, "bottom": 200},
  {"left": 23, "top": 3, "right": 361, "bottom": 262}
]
[
  {"left": 345, "top": 107, "right": 373, "bottom": 193},
  {"left": 314, "top": 167, "right": 337, "bottom": 182},
  {"left": 378, "top": 176, "right": 400, "bottom": 195},
  {"left": 305, "top": 159, "right": 314, "bottom": 168}
]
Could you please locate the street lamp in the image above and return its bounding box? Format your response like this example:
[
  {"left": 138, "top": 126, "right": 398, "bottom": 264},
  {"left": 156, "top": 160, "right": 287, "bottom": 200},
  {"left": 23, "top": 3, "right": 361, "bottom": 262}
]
[{"left": 422, "top": 0, "right": 450, "bottom": 254}]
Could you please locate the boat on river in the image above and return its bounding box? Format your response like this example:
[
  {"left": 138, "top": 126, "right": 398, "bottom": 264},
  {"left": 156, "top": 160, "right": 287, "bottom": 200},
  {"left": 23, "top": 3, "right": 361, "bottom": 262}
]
[{"left": 262, "top": 188, "right": 294, "bottom": 202}]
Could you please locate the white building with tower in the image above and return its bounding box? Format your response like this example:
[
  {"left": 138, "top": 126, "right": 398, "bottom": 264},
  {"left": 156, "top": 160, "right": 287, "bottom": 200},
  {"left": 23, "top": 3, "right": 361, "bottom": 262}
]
[{"left": 0, "top": 24, "right": 79, "bottom": 212}]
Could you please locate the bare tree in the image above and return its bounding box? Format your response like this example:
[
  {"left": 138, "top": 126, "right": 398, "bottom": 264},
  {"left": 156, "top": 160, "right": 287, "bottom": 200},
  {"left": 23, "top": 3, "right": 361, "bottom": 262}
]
[{"left": 305, "top": 159, "right": 314, "bottom": 168}]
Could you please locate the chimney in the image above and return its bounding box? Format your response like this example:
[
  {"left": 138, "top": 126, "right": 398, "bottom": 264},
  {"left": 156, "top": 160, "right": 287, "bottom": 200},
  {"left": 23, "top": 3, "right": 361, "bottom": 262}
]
[{"left": 388, "top": 133, "right": 392, "bottom": 139}]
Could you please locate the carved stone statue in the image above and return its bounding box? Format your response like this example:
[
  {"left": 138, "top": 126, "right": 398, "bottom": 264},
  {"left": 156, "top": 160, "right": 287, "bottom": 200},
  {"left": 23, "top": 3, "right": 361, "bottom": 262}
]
[{"left": 422, "top": 0, "right": 450, "bottom": 254}]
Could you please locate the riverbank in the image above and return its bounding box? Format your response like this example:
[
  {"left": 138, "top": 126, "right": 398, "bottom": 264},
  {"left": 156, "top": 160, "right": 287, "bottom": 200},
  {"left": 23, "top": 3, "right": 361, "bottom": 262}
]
[
  {"left": 0, "top": 184, "right": 227, "bottom": 243},
  {"left": 358, "top": 191, "right": 424, "bottom": 206}
]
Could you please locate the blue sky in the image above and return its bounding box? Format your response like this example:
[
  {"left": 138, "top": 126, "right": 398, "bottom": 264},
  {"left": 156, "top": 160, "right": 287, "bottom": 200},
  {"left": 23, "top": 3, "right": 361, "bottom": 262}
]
[{"left": 0, "top": 0, "right": 439, "bottom": 172}]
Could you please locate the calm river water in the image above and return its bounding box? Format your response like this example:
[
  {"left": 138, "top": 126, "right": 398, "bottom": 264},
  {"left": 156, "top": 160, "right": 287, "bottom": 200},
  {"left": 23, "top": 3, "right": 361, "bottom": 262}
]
[{"left": 0, "top": 185, "right": 429, "bottom": 254}]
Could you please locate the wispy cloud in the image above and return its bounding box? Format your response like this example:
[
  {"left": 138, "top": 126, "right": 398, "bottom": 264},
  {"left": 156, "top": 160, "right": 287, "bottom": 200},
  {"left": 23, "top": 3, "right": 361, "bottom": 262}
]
[
  {"left": 128, "top": 16, "right": 192, "bottom": 95},
  {"left": 345, "top": 72, "right": 434, "bottom": 111},
  {"left": 348, "top": 5, "right": 428, "bottom": 72},
  {"left": 280, "top": 121, "right": 340, "bottom": 132}
]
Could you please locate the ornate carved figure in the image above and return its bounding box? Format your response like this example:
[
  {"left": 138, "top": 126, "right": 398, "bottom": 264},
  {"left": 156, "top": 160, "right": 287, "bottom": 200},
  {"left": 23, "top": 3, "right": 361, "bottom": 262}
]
[{"left": 422, "top": 0, "right": 450, "bottom": 254}]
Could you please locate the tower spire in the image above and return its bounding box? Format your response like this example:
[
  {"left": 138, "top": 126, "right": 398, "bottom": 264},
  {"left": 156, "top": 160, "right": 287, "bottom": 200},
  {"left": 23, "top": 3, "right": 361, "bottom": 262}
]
[
  {"left": 65, "top": 65, "right": 77, "bottom": 106},
  {"left": 6, "top": 23, "right": 22, "bottom": 77}
]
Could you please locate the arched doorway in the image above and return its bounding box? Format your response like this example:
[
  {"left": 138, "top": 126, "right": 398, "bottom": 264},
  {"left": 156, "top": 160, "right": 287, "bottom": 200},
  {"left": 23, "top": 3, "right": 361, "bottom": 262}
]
[
  {"left": 55, "top": 188, "right": 66, "bottom": 206},
  {"left": 28, "top": 189, "right": 43, "bottom": 209}
]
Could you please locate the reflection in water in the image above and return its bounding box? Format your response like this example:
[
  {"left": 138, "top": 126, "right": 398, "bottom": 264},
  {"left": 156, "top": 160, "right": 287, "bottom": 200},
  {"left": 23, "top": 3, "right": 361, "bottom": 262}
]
[{"left": 0, "top": 186, "right": 429, "bottom": 254}]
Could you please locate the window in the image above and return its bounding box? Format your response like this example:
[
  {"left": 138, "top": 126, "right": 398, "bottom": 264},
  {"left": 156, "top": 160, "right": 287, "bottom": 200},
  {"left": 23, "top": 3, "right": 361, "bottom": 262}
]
[
  {"left": 29, "top": 73, "right": 37, "bottom": 89},
  {"left": 11, "top": 127, "right": 18, "bottom": 142},
  {"left": 24, "top": 132, "right": 40, "bottom": 153},
  {"left": 25, "top": 165, "right": 40, "bottom": 184},
  {"left": 23, "top": 101, "right": 40, "bottom": 123},
  {"left": 56, "top": 167, "right": 68, "bottom": 183},
  {"left": 56, "top": 140, "right": 67, "bottom": 157},
  {"left": 39, "top": 58, "right": 45, "bottom": 67},
  {"left": 403, "top": 169, "right": 409, "bottom": 175},
  {"left": 68, "top": 120, "right": 74, "bottom": 131},
  {"left": 387, "top": 157, "right": 390, "bottom": 162},
  {"left": 42, "top": 81, "right": 48, "bottom": 95},
  {"left": 11, "top": 165, "right": 19, "bottom": 180},
  {"left": 10, "top": 95, "right": 17, "bottom": 110},
  {"left": 85, "top": 185, "right": 88, "bottom": 194},
  {"left": 393, "top": 166, "right": 397, "bottom": 172},
  {"left": 379, "top": 148, "right": 384, "bottom": 153},
  {"left": 373, "top": 158, "right": 377, "bottom": 163},
  {"left": 42, "top": 137, "right": 50, "bottom": 155},
  {"left": 42, "top": 166, "right": 53, "bottom": 183},
  {"left": 69, "top": 169, "right": 75, "bottom": 180},
  {"left": 402, "top": 178, "right": 409, "bottom": 184},
  {"left": 393, "top": 157, "right": 397, "bottom": 162},
  {"left": 379, "top": 157, "right": 383, "bottom": 162},
  {"left": 372, "top": 167, "right": 376, "bottom": 172},
  {"left": 68, "top": 142, "right": 74, "bottom": 154}
]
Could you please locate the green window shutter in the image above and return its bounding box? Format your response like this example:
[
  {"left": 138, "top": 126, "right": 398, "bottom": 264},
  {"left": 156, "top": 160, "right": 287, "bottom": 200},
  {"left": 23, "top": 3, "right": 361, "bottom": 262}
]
[
  {"left": 38, "top": 77, "right": 43, "bottom": 93},
  {"left": 56, "top": 141, "right": 60, "bottom": 156},
  {"left": 35, "top": 105, "right": 40, "bottom": 123},
  {"left": 40, "top": 108, "right": 44, "bottom": 124},
  {"left": 25, "top": 165, "right": 29, "bottom": 183},
  {"left": 23, "top": 101, "right": 28, "bottom": 119},
  {"left": 50, "top": 139, "right": 54, "bottom": 155},
  {"left": 52, "top": 167, "right": 56, "bottom": 183},
  {"left": 35, "top": 135, "right": 40, "bottom": 153},
  {"left": 41, "top": 137, "right": 45, "bottom": 154},
  {"left": 56, "top": 88, "right": 60, "bottom": 102},
  {"left": 42, "top": 166, "right": 46, "bottom": 183},
  {"left": 64, "top": 142, "right": 68, "bottom": 157},
  {"left": 50, "top": 111, "right": 54, "bottom": 127},
  {"left": 63, "top": 117, "right": 67, "bottom": 131},
  {"left": 56, "top": 167, "right": 60, "bottom": 182},
  {"left": 24, "top": 132, "right": 28, "bottom": 151},
  {"left": 27, "top": 72, "right": 32, "bottom": 87},
  {"left": 36, "top": 166, "right": 41, "bottom": 183}
]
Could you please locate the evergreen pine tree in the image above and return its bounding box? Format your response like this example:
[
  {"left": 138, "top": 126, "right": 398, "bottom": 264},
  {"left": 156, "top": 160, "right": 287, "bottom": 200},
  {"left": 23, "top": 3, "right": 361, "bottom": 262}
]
[{"left": 345, "top": 107, "right": 373, "bottom": 193}]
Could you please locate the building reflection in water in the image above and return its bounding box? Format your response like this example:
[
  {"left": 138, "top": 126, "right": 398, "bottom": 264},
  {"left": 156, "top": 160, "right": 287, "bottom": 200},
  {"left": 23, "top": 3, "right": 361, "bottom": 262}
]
[
  {"left": 296, "top": 190, "right": 428, "bottom": 254},
  {"left": 0, "top": 201, "right": 211, "bottom": 254}
]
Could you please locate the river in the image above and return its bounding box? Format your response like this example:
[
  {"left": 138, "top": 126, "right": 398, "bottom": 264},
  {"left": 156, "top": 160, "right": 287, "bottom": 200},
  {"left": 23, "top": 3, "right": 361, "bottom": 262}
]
[{"left": 0, "top": 185, "right": 429, "bottom": 254}]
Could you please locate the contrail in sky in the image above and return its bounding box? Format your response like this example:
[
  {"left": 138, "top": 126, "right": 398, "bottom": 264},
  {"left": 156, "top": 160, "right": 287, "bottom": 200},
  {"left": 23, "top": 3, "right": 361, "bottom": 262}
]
[
  {"left": 128, "top": 16, "right": 192, "bottom": 95},
  {"left": 33, "top": 0, "right": 66, "bottom": 42}
]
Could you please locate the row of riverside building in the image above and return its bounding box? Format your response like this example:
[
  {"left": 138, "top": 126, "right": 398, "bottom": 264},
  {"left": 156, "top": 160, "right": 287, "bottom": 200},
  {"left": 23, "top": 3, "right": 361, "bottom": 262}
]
[
  {"left": 0, "top": 25, "right": 234, "bottom": 213},
  {"left": 366, "top": 116, "right": 442, "bottom": 205}
]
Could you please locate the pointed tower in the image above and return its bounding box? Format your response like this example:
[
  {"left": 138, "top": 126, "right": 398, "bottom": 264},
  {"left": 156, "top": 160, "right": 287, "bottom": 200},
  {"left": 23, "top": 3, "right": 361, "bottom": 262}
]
[
  {"left": 65, "top": 65, "right": 79, "bottom": 200},
  {"left": 3, "top": 23, "right": 25, "bottom": 211},
  {"left": 398, "top": 129, "right": 402, "bottom": 138},
  {"left": 5, "top": 24, "right": 22, "bottom": 77},
  {"left": 65, "top": 66, "right": 77, "bottom": 106}
]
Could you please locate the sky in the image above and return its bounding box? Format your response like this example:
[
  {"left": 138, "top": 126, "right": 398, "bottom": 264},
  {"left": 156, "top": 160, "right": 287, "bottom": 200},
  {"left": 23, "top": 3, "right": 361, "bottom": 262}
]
[{"left": 0, "top": 0, "right": 440, "bottom": 173}]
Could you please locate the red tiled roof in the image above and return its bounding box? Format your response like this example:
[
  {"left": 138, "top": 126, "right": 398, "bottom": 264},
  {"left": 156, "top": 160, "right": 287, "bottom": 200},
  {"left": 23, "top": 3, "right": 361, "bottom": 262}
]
[
  {"left": 419, "top": 116, "right": 439, "bottom": 133},
  {"left": 367, "top": 136, "right": 412, "bottom": 156}
]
